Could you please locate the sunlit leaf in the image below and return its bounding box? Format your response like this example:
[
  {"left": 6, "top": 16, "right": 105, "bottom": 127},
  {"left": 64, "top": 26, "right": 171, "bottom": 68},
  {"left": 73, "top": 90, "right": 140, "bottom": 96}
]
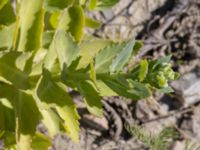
[
  {"left": 78, "top": 36, "right": 111, "bottom": 69},
  {"left": 89, "top": 0, "right": 98, "bottom": 10},
  {"left": 44, "top": 0, "right": 74, "bottom": 11},
  {"left": 31, "top": 132, "right": 51, "bottom": 150},
  {"left": 110, "top": 40, "right": 135, "bottom": 73},
  {"left": 0, "top": 24, "right": 15, "bottom": 50},
  {"left": 158, "top": 87, "right": 174, "bottom": 93},
  {"left": 54, "top": 30, "right": 80, "bottom": 69},
  {"left": 152, "top": 55, "right": 172, "bottom": 70},
  {"left": 0, "top": 0, "right": 8, "bottom": 10},
  {"left": 49, "top": 11, "right": 60, "bottom": 29},
  {"left": 97, "top": 0, "right": 119, "bottom": 10},
  {"left": 40, "top": 109, "right": 62, "bottom": 137},
  {"left": 58, "top": 5, "right": 85, "bottom": 41},
  {"left": 85, "top": 17, "right": 101, "bottom": 29},
  {"left": 17, "top": 0, "right": 44, "bottom": 51},
  {"left": 95, "top": 42, "right": 125, "bottom": 73},
  {"left": 139, "top": 59, "right": 148, "bottom": 81},
  {"left": 78, "top": 81, "right": 103, "bottom": 117},
  {"left": 36, "top": 70, "right": 80, "bottom": 141},
  {"left": 103, "top": 79, "right": 151, "bottom": 100}
]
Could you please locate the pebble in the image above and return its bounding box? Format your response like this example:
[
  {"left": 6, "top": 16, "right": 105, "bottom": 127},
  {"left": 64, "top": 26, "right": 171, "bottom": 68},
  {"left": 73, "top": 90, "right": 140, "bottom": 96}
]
[{"left": 171, "top": 72, "right": 200, "bottom": 107}]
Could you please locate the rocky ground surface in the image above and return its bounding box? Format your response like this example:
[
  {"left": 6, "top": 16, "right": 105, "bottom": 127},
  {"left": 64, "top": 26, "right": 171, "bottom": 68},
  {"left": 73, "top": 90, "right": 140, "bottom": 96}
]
[{"left": 52, "top": 0, "right": 200, "bottom": 149}]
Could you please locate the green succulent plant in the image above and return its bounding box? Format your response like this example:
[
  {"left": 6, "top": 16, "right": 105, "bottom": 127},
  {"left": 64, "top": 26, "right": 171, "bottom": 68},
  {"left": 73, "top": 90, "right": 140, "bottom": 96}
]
[{"left": 0, "top": 0, "right": 179, "bottom": 149}]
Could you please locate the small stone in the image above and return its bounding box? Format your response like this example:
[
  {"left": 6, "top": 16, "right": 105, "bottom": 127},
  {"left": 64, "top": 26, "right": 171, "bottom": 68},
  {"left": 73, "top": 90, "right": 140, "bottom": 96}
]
[
  {"left": 102, "top": 10, "right": 114, "bottom": 20},
  {"left": 192, "top": 106, "right": 200, "bottom": 140},
  {"left": 171, "top": 72, "right": 200, "bottom": 107},
  {"left": 172, "top": 141, "right": 185, "bottom": 150}
]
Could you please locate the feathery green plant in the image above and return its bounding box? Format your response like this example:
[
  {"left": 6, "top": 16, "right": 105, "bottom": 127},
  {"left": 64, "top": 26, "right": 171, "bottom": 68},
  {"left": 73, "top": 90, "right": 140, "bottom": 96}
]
[
  {"left": 0, "top": 0, "right": 179, "bottom": 149},
  {"left": 185, "top": 140, "right": 200, "bottom": 150},
  {"left": 126, "top": 124, "right": 178, "bottom": 150}
]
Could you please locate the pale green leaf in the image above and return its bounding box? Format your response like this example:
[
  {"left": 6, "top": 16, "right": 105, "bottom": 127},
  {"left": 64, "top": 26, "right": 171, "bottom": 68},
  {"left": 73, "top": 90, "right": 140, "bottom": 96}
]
[
  {"left": 89, "top": 0, "right": 98, "bottom": 10},
  {"left": 49, "top": 11, "right": 60, "bottom": 29},
  {"left": 44, "top": 0, "right": 74, "bottom": 12},
  {"left": 90, "top": 62, "right": 97, "bottom": 86},
  {"left": 36, "top": 70, "right": 80, "bottom": 141},
  {"left": 80, "top": 0, "right": 86, "bottom": 5},
  {"left": 58, "top": 5, "right": 85, "bottom": 41},
  {"left": 42, "top": 31, "right": 54, "bottom": 49},
  {"left": 97, "top": 0, "right": 119, "bottom": 10},
  {"left": 96, "top": 80, "right": 118, "bottom": 96},
  {"left": 158, "top": 87, "right": 174, "bottom": 93},
  {"left": 40, "top": 109, "right": 62, "bottom": 137},
  {"left": 0, "top": 0, "right": 8, "bottom": 10},
  {"left": 139, "top": 59, "right": 148, "bottom": 81},
  {"left": 31, "top": 132, "right": 51, "bottom": 150},
  {"left": 78, "top": 36, "right": 111, "bottom": 69},
  {"left": 78, "top": 81, "right": 103, "bottom": 117},
  {"left": 17, "top": 0, "right": 44, "bottom": 51},
  {"left": 103, "top": 79, "right": 151, "bottom": 100},
  {"left": 95, "top": 42, "right": 127, "bottom": 73},
  {"left": 43, "top": 40, "right": 57, "bottom": 71},
  {"left": 54, "top": 30, "right": 80, "bottom": 69},
  {"left": 85, "top": 17, "right": 101, "bottom": 29},
  {"left": 110, "top": 40, "right": 135, "bottom": 73},
  {"left": 152, "top": 55, "right": 172, "bottom": 70},
  {"left": 0, "top": 24, "right": 15, "bottom": 50}
]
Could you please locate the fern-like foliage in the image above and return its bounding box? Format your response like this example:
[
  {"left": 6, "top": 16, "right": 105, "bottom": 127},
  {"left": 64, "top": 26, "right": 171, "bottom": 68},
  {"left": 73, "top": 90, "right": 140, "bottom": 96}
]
[{"left": 126, "top": 124, "right": 178, "bottom": 150}]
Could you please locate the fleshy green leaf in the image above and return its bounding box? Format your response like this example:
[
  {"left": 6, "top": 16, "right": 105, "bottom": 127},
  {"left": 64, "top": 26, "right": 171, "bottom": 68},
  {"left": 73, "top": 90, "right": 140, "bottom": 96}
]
[
  {"left": 85, "top": 17, "right": 101, "bottom": 29},
  {"left": 95, "top": 42, "right": 125, "bottom": 73},
  {"left": 2, "top": 131, "right": 17, "bottom": 149},
  {"left": 152, "top": 55, "right": 172, "bottom": 70},
  {"left": 0, "top": 83, "right": 41, "bottom": 150},
  {"left": 17, "top": 0, "right": 44, "bottom": 51},
  {"left": 89, "top": 0, "right": 98, "bottom": 10},
  {"left": 42, "top": 31, "right": 54, "bottom": 49},
  {"left": 58, "top": 5, "right": 85, "bottom": 41},
  {"left": 139, "top": 59, "right": 148, "bottom": 81},
  {"left": 0, "top": 1, "right": 15, "bottom": 25},
  {"left": 97, "top": 0, "right": 119, "bottom": 10},
  {"left": 54, "top": 30, "right": 80, "bottom": 69},
  {"left": 78, "top": 81, "right": 103, "bottom": 117},
  {"left": 40, "top": 109, "right": 62, "bottom": 137},
  {"left": 0, "top": 0, "right": 8, "bottom": 10},
  {"left": 158, "top": 87, "right": 174, "bottom": 93},
  {"left": 49, "top": 11, "right": 60, "bottom": 29},
  {"left": 133, "top": 41, "right": 143, "bottom": 55},
  {"left": 78, "top": 36, "right": 111, "bottom": 69},
  {"left": 36, "top": 70, "right": 80, "bottom": 142},
  {"left": 96, "top": 80, "right": 118, "bottom": 96},
  {"left": 0, "top": 99, "right": 15, "bottom": 132},
  {"left": 0, "top": 24, "right": 15, "bottom": 50},
  {"left": 31, "top": 132, "right": 51, "bottom": 150},
  {"left": 103, "top": 79, "right": 151, "bottom": 100},
  {"left": 44, "top": 0, "right": 74, "bottom": 12},
  {"left": 110, "top": 40, "right": 135, "bottom": 73},
  {"left": 0, "top": 52, "right": 29, "bottom": 89}
]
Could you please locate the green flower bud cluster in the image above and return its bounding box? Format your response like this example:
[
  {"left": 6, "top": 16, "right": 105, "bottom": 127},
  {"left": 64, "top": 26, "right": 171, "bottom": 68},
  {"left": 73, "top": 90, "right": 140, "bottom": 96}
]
[{"left": 142, "top": 61, "right": 179, "bottom": 89}]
